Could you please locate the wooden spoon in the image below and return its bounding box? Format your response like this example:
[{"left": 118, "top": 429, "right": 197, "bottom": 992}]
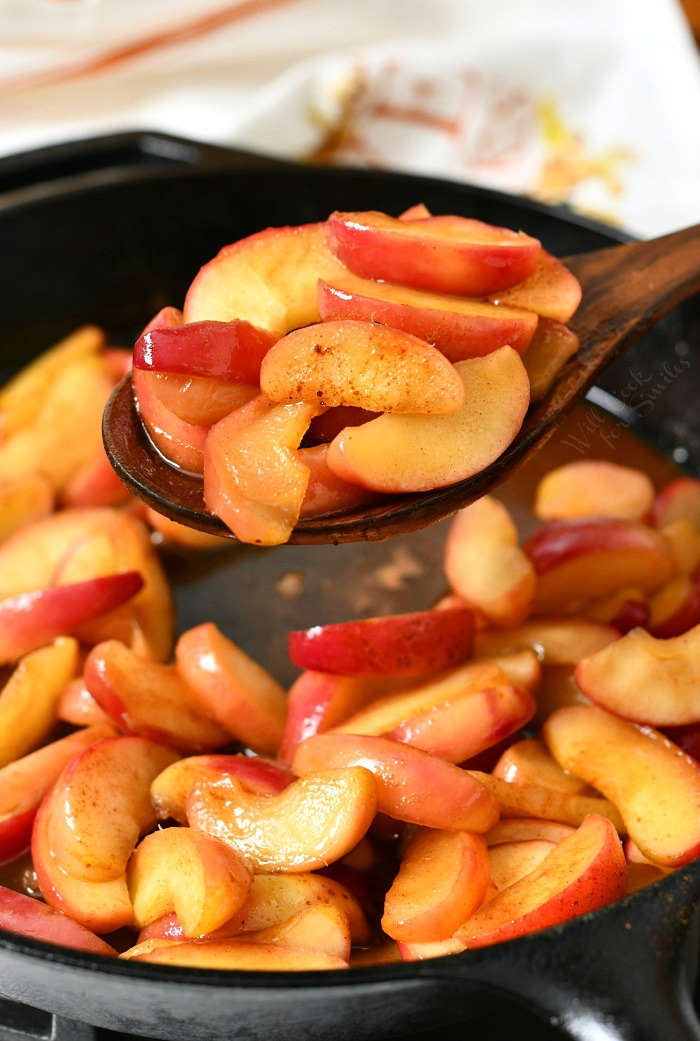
[{"left": 104, "top": 224, "right": 700, "bottom": 544}]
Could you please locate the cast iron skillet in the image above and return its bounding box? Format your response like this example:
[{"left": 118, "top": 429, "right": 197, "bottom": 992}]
[{"left": 0, "top": 132, "right": 699, "bottom": 1041}]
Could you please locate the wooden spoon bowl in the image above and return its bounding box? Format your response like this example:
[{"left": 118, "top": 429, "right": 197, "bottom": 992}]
[{"left": 104, "top": 224, "right": 700, "bottom": 544}]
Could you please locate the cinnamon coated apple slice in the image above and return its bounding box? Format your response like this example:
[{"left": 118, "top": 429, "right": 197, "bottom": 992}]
[
  {"left": 485, "top": 818, "right": 575, "bottom": 846},
  {"left": 469, "top": 771, "right": 624, "bottom": 832},
  {"left": 57, "top": 679, "right": 112, "bottom": 727},
  {"left": 651, "top": 477, "right": 700, "bottom": 528},
  {"left": 488, "top": 250, "right": 582, "bottom": 323},
  {"left": 261, "top": 321, "right": 465, "bottom": 414},
  {"left": 534, "top": 461, "right": 654, "bottom": 521},
  {"left": 0, "top": 474, "right": 53, "bottom": 542},
  {"left": 382, "top": 829, "right": 489, "bottom": 942},
  {"left": 142, "top": 372, "right": 257, "bottom": 427},
  {"left": 522, "top": 319, "right": 580, "bottom": 402},
  {"left": 298, "top": 444, "right": 377, "bottom": 519},
  {"left": 292, "top": 734, "right": 498, "bottom": 832},
  {"left": 123, "top": 936, "right": 348, "bottom": 970},
  {"left": 575, "top": 624, "right": 700, "bottom": 725},
  {"left": 492, "top": 738, "right": 589, "bottom": 795},
  {"left": 544, "top": 705, "right": 700, "bottom": 866},
  {"left": 0, "top": 885, "right": 116, "bottom": 956},
  {"left": 326, "top": 347, "right": 530, "bottom": 494},
  {"left": 151, "top": 754, "right": 293, "bottom": 823},
  {"left": 454, "top": 814, "right": 625, "bottom": 948},
  {"left": 134, "top": 318, "right": 275, "bottom": 382},
  {"left": 128, "top": 827, "right": 251, "bottom": 937},
  {"left": 474, "top": 618, "right": 618, "bottom": 665},
  {"left": 488, "top": 839, "right": 556, "bottom": 890},
  {"left": 242, "top": 904, "right": 351, "bottom": 962},
  {"left": 133, "top": 368, "right": 208, "bottom": 474},
  {"left": 187, "top": 768, "right": 377, "bottom": 872}
]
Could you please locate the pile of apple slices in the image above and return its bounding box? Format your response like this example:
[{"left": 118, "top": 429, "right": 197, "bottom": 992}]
[
  {"left": 132, "top": 206, "right": 582, "bottom": 544},
  {"left": 3, "top": 455, "right": 700, "bottom": 970}
]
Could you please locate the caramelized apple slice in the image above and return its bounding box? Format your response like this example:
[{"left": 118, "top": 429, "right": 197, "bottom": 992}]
[
  {"left": 444, "top": 497, "right": 535, "bottom": 627},
  {"left": 651, "top": 477, "right": 700, "bottom": 528},
  {"left": 469, "top": 771, "right": 624, "bottom": 832},
  {"left": 0, "top": 638, "right": 79, "bottom": 768},
  {"left": 522, "top": 319, "right": 580, "bottom": 401},
  {"left": 584, "top": 587, "right": 649, "bottom": 633},
  {"left": 175, "top": 623, "right": 286, "bottom": 754},
  {"left": 151, "top": 754, "right": 293, "bottom": 823},
  {"left": 123, "top": 937, "right": 348, "bottom": 970},
  {"left": 188, "top": 768, "right": 377, "bottom": 872},
  {"left": 326, "top": 211, "right": 540, "bottom": 296},
  {"left": 242, "top": 904, "right": 351, "bottom": 961},
  {"left": 660, "top": 519, "right": 700, "bottom": 575},
  {"left": 317, "top": 275, "right": 537, "bottom": 360},
  {"left": 144, "top": 372, "right": 257, "bottom": 427},
  {"left": 648, "top": 574, "right": 700, "bottom": 638},
  {"left": 488, "top": 252, "right": 582, "bottom": 323},
  {"left": 57, "top": 679, "right": 113, "bottom": 728},
  {"left": 455, "top": 815, "right": 625, "bottom": 948},
  {"left": 61, "top": 454, "right": 130, "bottom": 509},
  {"left": 326, "top": 347, "right": 530, "bottom": 493},
  {"left": 288, "top": 607, "right": 474, "bottom": 677},
  {"left": 0, "top": 475, "right": 53, "bottom": 543},
  {"left": 128, "top": 827, "right": 251, "bottom": 937},
  {"left": 544, "top": 705, "right": 700, "bottom": 865},
  {"left": 292, "top": 734, "right": 498, "bottom": 832},
  {"left": 133, "top": 368, "right": 207, "bottom": 475},
  {"left": 85, "top": 640, "right": 230, "bottom": 752},
  {"left": 261, "top": 320, "right": 465, "bottom": 414},
  {"left": 485, "top": 818, "right": 575, "bottom": 846},
  {"left": 134, "top": 318, "right": 275, "bottom": 381},
  {"left": 204, "top": 395, "right": 318, "bottom": 545},
  {"left": 474, "top": 618, "right": 618, "bottom": 665},
  {"left": 493, "top": 739, "right": 588, "bottom": 794},
  {"left": 488, "top": 839, "right": 556, "bottom": 890},
  {"left": 476, "top": 649, "right": 541, "bottom": 690},
  {"left": 0, "top": 885, "right": 116, "bottom": 956},
  {"left": 382, "top": 830, "right": 489, "bottom": 942},
  {"left": 535, "top": 460, "right": 654, "bottom": 522},
  {"left": 298, "top": 444, "right": 376, "bottom": 519}
]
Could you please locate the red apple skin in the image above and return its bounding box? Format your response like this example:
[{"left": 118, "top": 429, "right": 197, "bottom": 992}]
[
  {"left": 317, "top": 279, "right": 537, "bottom": 360},
  {"left": 326, "top": 211, "right": 541, "bottom": 296},
  {"left": 151, "top": 754, "right": 293, "bottom": 823},
  {"left": 134, "top": 319, "right": 276, "bottom": 382},
  {"left": 304, "top": 406, "right": 375, "bottom": 447},
  {"left": 0, "top": 571, "right": 143, "bottom": 665},
  {"left": 298, "top": 445, "right": 377, "bottom": 519},
  {"left": 650, "top": 572, "right": 700, "bottom": 638},
  {"left": 0, "top": 810, "right": 35, "bottom": 866},
  {"left": 132, "top": 368, "right": 208, "bottom": 474},
  {"left": 665, "top": 723, "right": 700, "bottom": 762},
  {"left": 288, "top": 607, "right": 474, "bottom": 677},
  {"left": 0, "top": 885, "right": 116, "bottom": 956},
  {"left": 651, "top": 478, "right": 700, "bottom": 528},
  {"left": 454, "top": 814, "right": 626, "bottom": 948},
  {"left": 610, "top": 598, "right": 650, "bottom": 634}
]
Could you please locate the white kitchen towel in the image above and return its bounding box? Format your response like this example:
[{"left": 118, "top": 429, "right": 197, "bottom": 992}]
[{"left": 0, "top": 0, "right": 698, "bottom": 236}]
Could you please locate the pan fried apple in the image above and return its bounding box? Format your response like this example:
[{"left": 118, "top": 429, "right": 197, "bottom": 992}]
[
  {"left": 0, "top": 638, "right": 79, "bottom": 768},
  {"left": 134, "top": 318, "right": 275, "bottom": 381},
  {"left": 488, "top": 839, "right": 556, "bottom": 890},
  {"left": 188, "top": 768, "right": 376, "bottom": 873},
  {"left": 476, "top": 649, "right": 541, "bottom": 690},
  {"left": 575, "top": 625, "right": 700, "bottom": 725},
  {"left": 183, "top": 223, "right": 347, "bottom": 332},
  {"left": 145, "top": 509, "right": 230, "bottom": 549},
  {"left": 488, "top": 251, "right": 582, "bottom": 323},
  {"left": 132, "top": 368, "right": 207, "bottom": 474},
  {"left": 0, "top": 572, "right": 143, "bottom": 665},
  {"left": 326, "top": 211, "right": 540, "bottom": 296},
  {"left": 474, "top": 618, "right": 618, "bottom": 665},
  {"left": 151, "top": 755, "right": 293, "bottom": 823},
  {"left": 522, "top": 319, "right": 580, "bottom": 402},
  {"left": 0, "top": 885, "right": 116, "bottom": 956},
  {"left": 58, "top": 675, "right": 112, "bottom": 728},
  {"left": 298, "top": 445, "right": 376, "bottom": 519},
  {"left": 85, "top": 640, "right": 230, "bottom": 752},
  {"left": 44, "top": 736, "right": 177, "bottom": 883},
  {"left": 242, "top": 904, "right": 351, "bottom": 961},
  {"left": 0, "top": 475, "right": 53, "bottom": 542},
  {"left": 143, "top": 372, "right": 257, "bottom": 427},
  {"left": 583, "top": 587, "right": 649, "bottom": 633},
  {"left": 317, "top": 275, "right": 537, "bottom": 360},
  {"left": 0, "top": 724, "right": 115, "bottom": 865},
  {"left": 652, "top": 478, "right": 700, "bottom": 528},
  {"left": 535, "top": 461, "right": 654, "bottom": 521},
  {"left": 61, "top": 454, "right": 130, "bottom": 509},
  {"left": 455, "top": 815, "right": 625, "bottom": 948},
  {"left": 382, "top": 830, "right": 489, "bottom": 942},
  {"left": 469, "top": 771, "right": 624, "bottom": 832},
  {"left": 292, "top": 734, "right": 498, "bottom": 832},
  {"left": 123, "top": 937, "right": 347, "bottom": 970},
  {"left": 493, "top": 739, "right": 589, "bottom": 794},
  {"left": 326, "top": 347, "right": 529, "bottom": 494},
  {"left": 444, "top": 497, "right": 535, "bottom": 627},
  {"left": 485, "top": 818, "right": 575, "bottom": 846},
  {"left": 260, "top": 321, "right": 465, "bottom": 414},
  {"left": 204, "top": 395, "right": 318, "bottom": 545},
  {"left": 660, "top": 519, "right": 700, "bottom": 575},
  {"left": 544, "top": 706, "right": 700, "bottom": 866},
  {"left": 175, "top": 623, "right": 286, "bottom": 754},
  {"left": 648, "top": 574, "right": 700, "bottom": 638},
  {"left": 288, "top": 607, "right": 474, "bottom": 677},
  {"left": 127, "top": 827, "right": 251, "bottom": 937},
  {"left": 526, "top": 518, "right": 673, "bottom": 613}
]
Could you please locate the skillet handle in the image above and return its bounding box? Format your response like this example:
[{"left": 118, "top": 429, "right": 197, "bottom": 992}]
[{"left": 423, "top": 869, "right": 700, "bottom": 1041}]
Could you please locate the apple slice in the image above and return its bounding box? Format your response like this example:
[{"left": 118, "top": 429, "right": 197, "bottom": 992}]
[
  {"left": 132, "top": 368, "right": 207, "bottom": 474},
  {"left": 488, "top": 251, "right": 582, "bottom": 323},
  {"left": 61, "top": 454, "right": 130, "bottom": 509},
  {"left": 0, "top": 724, "right": 115, "bottom": 865},
  {"left": 143, "top": 372, "right": 257, "bottom": 427},
  {"left": 544, "top": 705, "right": 700, "bottom": 866},
  {"left": 660, "top": 519, "right": 700, "bottom": 575},
  {"left": 204, "top": 394, "right": 318, "bottom": 545},
  {"left": 444, "top": 497, "right": 535, "bottom": 627},
  {"left": 474, "top": 618, "right": 618, "bottom": 665},
  {"left": 477, "top": 649, "right": 542, "bottom": 690},
  {"left": 123, "top": 937, "right": 347, "bottom": 970},
  {"left": 85, "top": 640, "right": 231, "bottom": 752},
  {"left": 145, "top": 508, "right": 230, "bottom": 549},
  {"left": 326, "top": 347, "right": 530, "bottom": 494},
  {"left": 0, "top": 571, "right": 143, "bottom": 666},
  {"left": 399, "top": 204, "right": 432, "bottom": 220},
  {"left": 455, "top": 814, "right": 625, "bottom": 948},
  {"left": 534, "top": 461, "right": 654, "bottom": 521},
  {"left": 175, "top": 623, "right": 287, "bottom": 755},
  {"left": 242, "top": 904, "right": 351, "bottom": 961},
  {"left": 526, "top": 518, "right": 673, "bottom": 613},
  {"left": 326, "top": 211, "right": 540, "bottom": 296},
  {"left": 584, "top": 587, "right": 649, "bottom": 633},
  {"left": 134, "top": 318, "right": 275, "bottom": 381},
  {"left": 382, "top": 829, "right": 489, "bottom": 942},
  {"left": 188, "top": 767, "right": 376, "bottom": 873},
  {"left": 574, "top": 624, "right": 700, "bottom": 725},
  {"left": 493, "top": 739, "right": 588, "bottom": 794},
  {"left": 351, "top": 942, "right": 403, "bottom": 966},
  {"left": 0, "top": 474, "right": 53, "bottom": 543},
  {"left": 298, "top": 444, "right": 376, "bottom": 519},
  {"left": 184, "top": 223, "right": 347, "bottom": 332},
  {"left": 0, "top": 638, "right": 79, "bottom": 768},
  {"left": 488, "top": 839, "right": 556, "bottom": 890},
  {"left": 0, "top": 885, "right": 116, "bottom": 956},
  {"left": 292, "top": 734, "right": 498, "bottom": 832},
  {"left": 44, "top": 736, "right": 177, "bottom": 883},
  {"left": 485, "top": 818, "right": 575, "bottom": 846},
  {"left": 469, "top": 771, "right": 624, "bottom": 832},
  {"left": 288, "top": 607, "right": 474, "bottom": 677},
  {"left": 127, "top": 827, "right": 251, "bottom": 937},
  {"left": 317, "top": 275, "right": 538, "bottom": 360},
  {"left": 260, "top": 320, "right": 465, "bottom": 415},
  {"left": 151, "top": 754, "right": 293, "bottom": 823},
  {"left": 651, "top": 478, "right": 700, "bottom": 528},
  {"left": 522, "top": 319, "right": 580, "bottom": 402},
  {"left": 648, "top": 574, "right": 700, "bottom": 638}
]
